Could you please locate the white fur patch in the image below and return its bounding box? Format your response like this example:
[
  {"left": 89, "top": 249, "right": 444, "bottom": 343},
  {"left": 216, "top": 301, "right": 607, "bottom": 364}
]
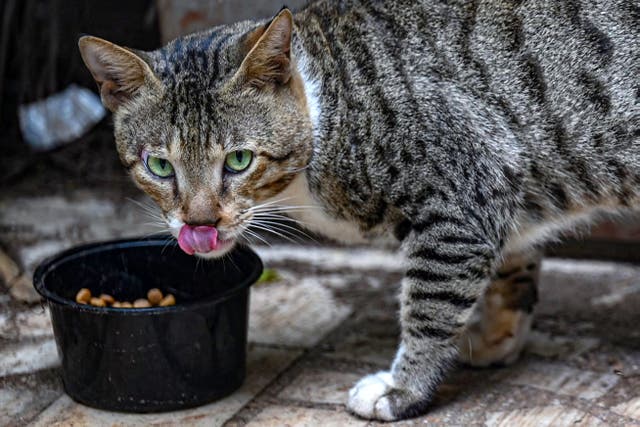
[
  {"left": 348, "top": 371, "right": 396, "bottom": 421},
  {"left": 295, "top": 51, "right": 321, "bottom": 139},
  {"left": 275, "top": 174, "right": 371, "bottom": 244},
  {"left": 167, "top": 216, "right": 184, "bottom": 237},
  {"left": 391, "top": 344, "right": 405, "bottom": 372}
]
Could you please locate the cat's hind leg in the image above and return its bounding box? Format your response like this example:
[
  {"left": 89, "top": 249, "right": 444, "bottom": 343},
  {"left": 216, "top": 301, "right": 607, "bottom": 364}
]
[{"left": 458, "top": 250, "right": 540, "bottom": 367}]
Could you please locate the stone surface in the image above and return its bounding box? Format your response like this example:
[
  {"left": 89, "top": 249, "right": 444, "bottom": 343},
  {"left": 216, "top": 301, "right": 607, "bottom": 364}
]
[
  {"left": 0, "top": 339, "right": 59, "bottom": 377},
  {"left": 0, "top": 306, "right": 52, "bottom": 340},
  {"left": 0, "top": 249, "right": 20, "bottom": 285},
  {"left": 612, "top": 397, "right": 640, "bottom": 421},
  {"left": 0, "top": 370, "right": 61, "bottom": 426},
  {"left": 8, "top": 273, "right": 40, "bottom": 303},
  {"left": 249, "top": 278, "right": 352, "bottom": 348},
  {"left": 486, "top": 406, "right": 606, "bottom": 427},
  {"left": 246, "top": 405, "right": 367, "bottom": 427},
  {"left": 505, "top": 362, "right": 619, "bottom": 400},
  {"left": 524, "top": 331, "right": 600, "bottom": 359},
  {"left": 30, "top": 346, "right": 300, "bottom": 427},
  {"left": 321, "top": 330, "right": 398, "bottom": 366},
  {"left": 278, "top": 369, "right": 362, "bottom": 405}
]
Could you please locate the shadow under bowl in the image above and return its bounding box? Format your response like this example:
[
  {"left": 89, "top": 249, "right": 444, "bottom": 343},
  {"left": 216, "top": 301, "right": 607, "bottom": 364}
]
[{"left": 34, "top": 236, "right": 263, "bottom": 413}]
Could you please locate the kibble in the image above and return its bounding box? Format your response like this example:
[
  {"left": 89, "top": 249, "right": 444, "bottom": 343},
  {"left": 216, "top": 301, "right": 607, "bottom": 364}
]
[
  {"left": 147, "top": 288, "right": 163, "bottom": 305},
  {"left": 89, "top": 297, "right": 106, "bottom": 307},
  {"left": 159, "top": 294, "right": 176, "bottom": 307},
  {"left": 75, "top": 288, "right": 91, "bottom": 304},
  {"left": 99, "top": 293, "right": 115, "bottom": 305},
  {"left": 74, "top": 288, "right": 175, "bottom": 308},
  {"left": 133, "top": 298, "right": 152, "bottom": 308}
]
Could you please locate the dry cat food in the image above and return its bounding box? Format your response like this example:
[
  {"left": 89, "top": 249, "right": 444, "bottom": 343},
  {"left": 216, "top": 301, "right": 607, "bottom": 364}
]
[{"left": 75, "top": 287, "right": 175, "bottom": 308}]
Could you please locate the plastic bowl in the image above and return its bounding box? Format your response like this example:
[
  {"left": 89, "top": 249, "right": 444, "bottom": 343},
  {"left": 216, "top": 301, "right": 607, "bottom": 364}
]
[{"left": 34, "top": 236, "right": 262, "bottom": 413}]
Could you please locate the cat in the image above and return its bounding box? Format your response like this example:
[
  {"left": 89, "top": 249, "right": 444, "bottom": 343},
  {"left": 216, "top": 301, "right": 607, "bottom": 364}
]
[{"left": 78, "top": 0, "right": 639, "bottom": 420}]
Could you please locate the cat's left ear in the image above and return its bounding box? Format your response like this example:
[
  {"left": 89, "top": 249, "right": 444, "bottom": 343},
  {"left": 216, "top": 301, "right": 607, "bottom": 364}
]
[
  {"left": 236, "top": 8, "right": 294, "bottom": 89},
  {"left": 78, "top": 36, "right": 161, "bottom": 112}
]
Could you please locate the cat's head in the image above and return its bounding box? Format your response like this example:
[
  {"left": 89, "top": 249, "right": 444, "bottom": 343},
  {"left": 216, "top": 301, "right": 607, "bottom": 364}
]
[{"left": 79, "top": 9, "right": 314, "bottom": 258}]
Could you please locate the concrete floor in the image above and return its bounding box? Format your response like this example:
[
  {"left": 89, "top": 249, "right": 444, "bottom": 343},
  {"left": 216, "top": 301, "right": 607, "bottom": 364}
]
[{"left": 1, "top": 191, "right": 639, "bottom": 426}]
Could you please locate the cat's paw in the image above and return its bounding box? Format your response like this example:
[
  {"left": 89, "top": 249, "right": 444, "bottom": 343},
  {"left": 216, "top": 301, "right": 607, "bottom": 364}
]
[
  {"left": 348, "top": 371, "right": 429, "bottom": 421},
  {"left": 348, "top": 371, "right": 396, "bottom": 420}
]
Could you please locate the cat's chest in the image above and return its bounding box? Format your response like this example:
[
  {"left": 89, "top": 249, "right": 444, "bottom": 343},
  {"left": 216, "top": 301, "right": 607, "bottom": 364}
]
[{"left": 274, "top": 174, "right": 392, "bottom": 245}]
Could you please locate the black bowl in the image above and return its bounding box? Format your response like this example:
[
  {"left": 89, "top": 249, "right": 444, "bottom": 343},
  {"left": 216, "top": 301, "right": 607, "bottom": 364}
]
[{"left": 34, "top": 236, "right": 262, "bottom": 413}]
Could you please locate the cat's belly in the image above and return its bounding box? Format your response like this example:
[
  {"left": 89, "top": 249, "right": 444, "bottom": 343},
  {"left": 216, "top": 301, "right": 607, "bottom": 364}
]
[{"left": 505, "top": 204, "right": 623, "bottom": 253}]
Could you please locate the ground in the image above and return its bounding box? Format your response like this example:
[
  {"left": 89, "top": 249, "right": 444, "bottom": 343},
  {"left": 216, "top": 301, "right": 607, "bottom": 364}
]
[{"left": 0, "top": 140, "right": 639, "bottom": 426}]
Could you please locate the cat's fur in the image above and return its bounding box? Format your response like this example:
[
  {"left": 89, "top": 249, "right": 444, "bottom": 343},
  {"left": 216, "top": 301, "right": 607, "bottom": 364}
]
[{"left": 79, "top": 0, "right": 639, "bottom": 420}]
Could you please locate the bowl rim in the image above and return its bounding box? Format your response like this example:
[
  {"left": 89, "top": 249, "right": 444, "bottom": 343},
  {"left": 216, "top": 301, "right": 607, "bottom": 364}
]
[{"left": 33, "top": 235, "right": 263, "bottom": 315}]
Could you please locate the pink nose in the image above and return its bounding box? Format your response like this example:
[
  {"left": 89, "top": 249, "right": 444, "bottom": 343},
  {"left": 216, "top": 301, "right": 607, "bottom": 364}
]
[{"left": 177, "top": 225, "right": 218, "bottom": 255}]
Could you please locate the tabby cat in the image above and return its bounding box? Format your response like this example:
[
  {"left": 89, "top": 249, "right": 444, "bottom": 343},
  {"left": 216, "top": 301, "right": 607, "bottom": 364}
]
[{"left": 79, "top": 0, "right": 639, "bottom": 420}]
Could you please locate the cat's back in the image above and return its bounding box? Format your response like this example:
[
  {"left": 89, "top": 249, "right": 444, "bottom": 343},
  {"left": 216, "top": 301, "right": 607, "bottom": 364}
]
[
  {"left": 298, "top": 0, "right": 638, "bottom": 138},
  {"left": 467, "top": 0, "right": 638, "bottom": 134}
]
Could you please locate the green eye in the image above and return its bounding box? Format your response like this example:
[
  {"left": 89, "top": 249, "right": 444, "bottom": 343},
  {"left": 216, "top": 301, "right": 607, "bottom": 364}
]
[
  {"left": 145, "top": 155, "right": 174, "bottom": 178},
  {"left": 225, "top": 150, "right": 253, "bottom": 173}
]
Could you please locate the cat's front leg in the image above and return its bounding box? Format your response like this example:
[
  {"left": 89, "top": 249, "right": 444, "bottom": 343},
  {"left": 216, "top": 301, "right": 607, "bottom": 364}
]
[{"left": 348, "top": 227, "right": 497, "bottom": 420}]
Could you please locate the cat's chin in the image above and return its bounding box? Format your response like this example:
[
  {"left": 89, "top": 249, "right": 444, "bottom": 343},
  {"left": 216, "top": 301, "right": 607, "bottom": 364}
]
[{"left": 191, "top": 239, "right": 236, "bottom": 259}]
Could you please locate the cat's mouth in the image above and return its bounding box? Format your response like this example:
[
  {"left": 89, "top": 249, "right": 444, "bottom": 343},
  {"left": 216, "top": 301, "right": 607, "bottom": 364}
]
[
  {"left": 175, "top": 224, "right": 236, "bottom": 258},
  {"left": 188, "top": 238, "right": 235, "bottom": 259}
]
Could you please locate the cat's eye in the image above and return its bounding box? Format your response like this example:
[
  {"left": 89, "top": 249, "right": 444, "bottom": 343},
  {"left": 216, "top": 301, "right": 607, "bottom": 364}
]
[
  {"left": 145, "top": 155, "right": 175, "bottom": 178},
  {"left": 225, "top": 150, "right": 253, "bottom": 173}
]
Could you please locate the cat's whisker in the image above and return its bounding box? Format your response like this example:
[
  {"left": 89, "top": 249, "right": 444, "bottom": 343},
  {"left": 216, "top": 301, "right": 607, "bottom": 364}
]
[
  {"left": 250, "top": 218, "right": 318, "bottom": 243},
  {"left": 160, "top": 237, "right": 177, "bottom": 255},
  {"left": 247, "top": 200, "right": 320, "bottom": 213},
  {"left": 247, "top": 197, "right": 295, "bottom": 212},
  {"left": 248, "top": 221, "right": 307, "bottom": 244},
  {"left": 252, "top": 212, "right": 313, "bottom": 227},
  {"left": 248, "top": 205, "right": 320, "bottom": 215},
  {"left": 249, "top": 226, "right": 301, "bottom": 245},
  {"left": 285, "top": 164, "right": 310, "bottom": 174},
  {"left": 241, "top": 227, "right": 271, "bottom": 247},
  {"left": 142, "top": 221, "right": 170, "bottom": 228},
  {"left": 223, "top": 249, "right": 241, "bottom": 271},
  {"left": 249, "top": 203, "right": 318, "bottom": 211},
  {"left": 126, "top": 197, "right": 167, "bottom": 224},
  {"left": 127, "top": 197, "right": 161, "bottom": 213},
  {"left": 139, "top": 229, "right": 172, "bottom": 239}
]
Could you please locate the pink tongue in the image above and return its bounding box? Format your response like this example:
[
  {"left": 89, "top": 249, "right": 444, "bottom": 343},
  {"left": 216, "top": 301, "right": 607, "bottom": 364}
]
[{"left": 177, "top": 225, "right": 219, "bottom": 255}]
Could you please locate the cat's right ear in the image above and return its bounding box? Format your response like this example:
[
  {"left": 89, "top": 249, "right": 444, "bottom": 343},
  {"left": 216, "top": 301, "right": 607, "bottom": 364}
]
[
  {"left": 235, "top": 8, "right": 294, "bottom": 89},
  {"left": 78, "top": 36, "right": 160, "bottom": 112}
]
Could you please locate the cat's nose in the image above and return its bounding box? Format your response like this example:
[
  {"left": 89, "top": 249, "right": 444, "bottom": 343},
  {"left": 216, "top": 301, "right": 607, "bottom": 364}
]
[
  {"left": 183, "top": 190, "right": 221, "bottom": 226},
  {"left": 184, "top": 217, "right": 221, "bottom": 227}
]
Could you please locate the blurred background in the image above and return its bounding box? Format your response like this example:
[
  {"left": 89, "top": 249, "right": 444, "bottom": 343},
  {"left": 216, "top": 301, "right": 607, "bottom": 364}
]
[{"left": 1, "top": 0, "right": 639, "bottom": 304}]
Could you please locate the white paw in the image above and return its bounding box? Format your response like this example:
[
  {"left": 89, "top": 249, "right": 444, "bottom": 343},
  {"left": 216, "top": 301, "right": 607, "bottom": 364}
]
[{"left": 347, "top": 371, "right": 396, "bottom": 421}]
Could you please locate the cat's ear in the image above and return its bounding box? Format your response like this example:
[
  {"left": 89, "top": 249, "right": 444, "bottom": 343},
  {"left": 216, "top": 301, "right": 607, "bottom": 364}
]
[
  {"left": 237, "top": 8, "right": 294, "bottom": 89},
  {"left": 78, "top": 36, "right": 160, "bottom": 112}
]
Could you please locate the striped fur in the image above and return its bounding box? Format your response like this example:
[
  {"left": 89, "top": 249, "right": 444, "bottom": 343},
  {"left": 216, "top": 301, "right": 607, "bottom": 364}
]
[{"left": 80, "top": 0, "right": 639, "bottom": 420}]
